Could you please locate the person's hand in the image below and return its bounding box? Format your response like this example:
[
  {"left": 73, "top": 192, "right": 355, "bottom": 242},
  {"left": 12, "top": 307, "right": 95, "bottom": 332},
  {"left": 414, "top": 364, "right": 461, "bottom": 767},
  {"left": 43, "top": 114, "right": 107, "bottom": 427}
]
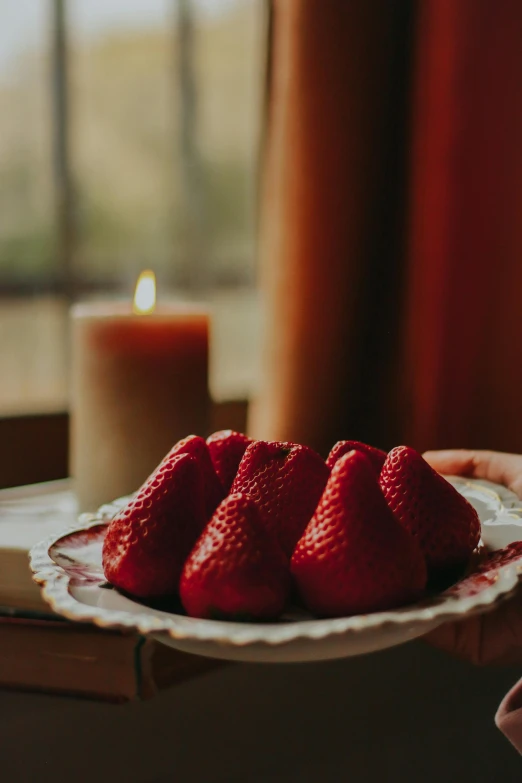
[
  {"left": 424, "top": 449, "right": 522, "bottom": 500},
  {"left": 421, "top": 449, "right": 522, "bottom": 666}
]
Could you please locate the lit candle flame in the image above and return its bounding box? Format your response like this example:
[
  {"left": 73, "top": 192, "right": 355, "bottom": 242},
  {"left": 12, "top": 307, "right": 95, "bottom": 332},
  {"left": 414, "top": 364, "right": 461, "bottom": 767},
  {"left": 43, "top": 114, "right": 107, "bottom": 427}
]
[{"left": 133, "top": 270, "right": 156, "bottom": 314}]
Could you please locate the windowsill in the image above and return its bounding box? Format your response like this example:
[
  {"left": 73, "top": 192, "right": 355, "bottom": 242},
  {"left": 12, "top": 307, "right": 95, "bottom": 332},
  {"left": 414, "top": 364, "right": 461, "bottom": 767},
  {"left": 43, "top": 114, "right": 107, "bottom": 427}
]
[{"left": 0, "top": 400, "right": 248, "bottom": 491}]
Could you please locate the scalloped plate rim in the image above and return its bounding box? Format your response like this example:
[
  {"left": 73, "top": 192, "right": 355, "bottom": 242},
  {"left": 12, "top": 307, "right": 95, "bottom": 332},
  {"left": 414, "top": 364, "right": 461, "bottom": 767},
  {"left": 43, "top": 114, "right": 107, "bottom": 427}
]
[{"left": 28, "top": 477, "right": 522, "bottom": 651}]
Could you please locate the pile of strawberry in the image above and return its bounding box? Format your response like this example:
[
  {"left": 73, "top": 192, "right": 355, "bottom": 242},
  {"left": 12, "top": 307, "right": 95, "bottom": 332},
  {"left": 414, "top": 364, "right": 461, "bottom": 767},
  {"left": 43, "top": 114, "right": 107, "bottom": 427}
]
[{"left": 102, "top": 433, "right": 480, "bottom": 620}]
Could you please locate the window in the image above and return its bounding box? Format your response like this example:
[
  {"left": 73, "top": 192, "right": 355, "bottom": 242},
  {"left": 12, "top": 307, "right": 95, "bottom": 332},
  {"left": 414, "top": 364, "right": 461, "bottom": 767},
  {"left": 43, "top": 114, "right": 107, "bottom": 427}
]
[{"left": 0, "top": 0, "right": 264, "bottom": 417}]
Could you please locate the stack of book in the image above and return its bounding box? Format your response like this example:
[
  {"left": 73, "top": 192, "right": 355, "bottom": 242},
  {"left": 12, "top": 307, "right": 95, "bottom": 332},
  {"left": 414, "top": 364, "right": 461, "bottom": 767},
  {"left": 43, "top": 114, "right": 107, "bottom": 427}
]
[{"left": 0, "top": 481, "right": 220, "bottom": 702}]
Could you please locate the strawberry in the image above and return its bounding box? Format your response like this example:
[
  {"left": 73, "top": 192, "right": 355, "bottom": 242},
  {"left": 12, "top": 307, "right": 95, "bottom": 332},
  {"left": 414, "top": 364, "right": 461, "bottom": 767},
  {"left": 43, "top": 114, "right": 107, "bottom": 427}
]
[
  {"left": 291, "top": 450, "right": 427, "bottom": 617},
  {"left": 167, "top": 434, "right": 225, "bottom": 519},
  {"left": 230, "top": 440, "right": 329, "bottom": 557},
  {"left": 180, "top": 493, "right": 290, "bottom": 620},
  {"left": 379, "top": 446, "right": 481, "bottom": 571},
  {"left": 206, "top": 430, "right": 253, "bottom": 493},
  {"left": 102, "top": 453, "right": 206, "bottom": 598},
  {"left": 326, "top": 440, "right": 387, "bottom": 475}
]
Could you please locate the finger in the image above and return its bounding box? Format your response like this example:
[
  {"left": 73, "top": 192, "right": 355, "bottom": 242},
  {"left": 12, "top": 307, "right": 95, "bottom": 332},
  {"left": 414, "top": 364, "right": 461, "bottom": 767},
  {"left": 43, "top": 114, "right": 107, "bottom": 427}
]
[
  {"left": 423, "top": 449, "right": 499, "bottom": 477},
  {"left": 423, "top": 449, "right": 522, "bottom": 499},
  {"left": 423, "top": 615, "right": 482, "bottom": 665},
  {"left": 424, "top": 589, "right": 522, "bottom": 666}
]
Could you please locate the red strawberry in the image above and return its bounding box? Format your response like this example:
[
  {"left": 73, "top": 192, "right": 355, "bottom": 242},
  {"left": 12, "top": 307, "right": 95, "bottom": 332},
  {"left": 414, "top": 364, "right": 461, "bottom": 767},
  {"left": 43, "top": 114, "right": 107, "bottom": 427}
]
[
  {"left": 102, "top": 453, "right": 206, "bottom": 598},
  {"left": 230, "top": 440, "right": 329, "bottom": 557},
  {"left": 206, "top": 430, "right": 253, "bottom": 492},
  {"left": 291, "top": 451, "right": 427, "bottom": 617},
  {"left": 379, "top": 445, "right": 481, "bottom": 571},
  {"left": 326, "top": 440, "right": 387, "bottom": 475},
  {"left": 167, "top": 435, "right": 225, "bottom": 519},
  {"left": 180, "top": 493, "right": 290, "bottom": 620}
]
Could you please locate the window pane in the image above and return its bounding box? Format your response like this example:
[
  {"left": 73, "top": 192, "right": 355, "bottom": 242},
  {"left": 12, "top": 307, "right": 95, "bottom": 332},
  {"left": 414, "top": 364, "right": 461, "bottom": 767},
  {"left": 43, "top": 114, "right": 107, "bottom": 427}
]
[
  {"left": 0, "top": 0, "right": 263, "bottom": 417},
  {"left": 0, "top": 2, "right": 66, "bottom": 414},
  {"left": 69, "top": 0, "right": 263, "bottom": 290},
  {"left": 69, "top": 0, "right": 175, "bottom": 287},
  {"left": 187, "top": 0, "right": 263, "bottom": 286},
  {"left": 0, "top": 0, "right": 55, "bottom": 287}
]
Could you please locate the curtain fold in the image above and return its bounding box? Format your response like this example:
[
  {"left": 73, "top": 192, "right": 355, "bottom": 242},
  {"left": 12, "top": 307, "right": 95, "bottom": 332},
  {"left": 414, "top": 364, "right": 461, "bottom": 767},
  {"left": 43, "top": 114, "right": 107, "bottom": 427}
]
[
  {"left": 250, "top": 0, "right": 522, "bottom": 456},
  {"left": 249, "top": 0, "right": 414, "bottom": 455},
  {"left": 402, "top": 0, "right": 522, "bottom": 452}
]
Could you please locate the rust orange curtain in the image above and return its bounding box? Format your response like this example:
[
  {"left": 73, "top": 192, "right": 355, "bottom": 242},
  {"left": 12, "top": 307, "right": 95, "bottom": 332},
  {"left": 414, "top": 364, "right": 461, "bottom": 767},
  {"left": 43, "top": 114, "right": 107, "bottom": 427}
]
[{"left": 249, "top": 0, "right": 522, "bottom": 457}]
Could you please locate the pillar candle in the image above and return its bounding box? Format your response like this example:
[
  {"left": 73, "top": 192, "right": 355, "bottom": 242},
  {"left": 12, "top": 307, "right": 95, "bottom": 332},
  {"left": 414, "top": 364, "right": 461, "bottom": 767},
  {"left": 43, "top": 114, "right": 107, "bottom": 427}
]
[{"left": 70, "top": 273, "right": 210, "bottom": 511}]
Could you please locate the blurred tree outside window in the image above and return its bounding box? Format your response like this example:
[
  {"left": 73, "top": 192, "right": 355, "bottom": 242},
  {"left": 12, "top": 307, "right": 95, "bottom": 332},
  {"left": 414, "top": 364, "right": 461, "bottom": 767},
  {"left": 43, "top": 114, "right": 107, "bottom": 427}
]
[{"left": 0, "top": 0, "right": 264, "bottom": 415}]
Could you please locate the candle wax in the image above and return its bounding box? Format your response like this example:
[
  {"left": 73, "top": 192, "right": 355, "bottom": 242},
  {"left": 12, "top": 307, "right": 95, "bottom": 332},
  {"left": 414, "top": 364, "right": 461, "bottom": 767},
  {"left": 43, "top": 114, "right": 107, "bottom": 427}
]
[{"left": 70, "top": 302, "right": 210, "bottom": 512}]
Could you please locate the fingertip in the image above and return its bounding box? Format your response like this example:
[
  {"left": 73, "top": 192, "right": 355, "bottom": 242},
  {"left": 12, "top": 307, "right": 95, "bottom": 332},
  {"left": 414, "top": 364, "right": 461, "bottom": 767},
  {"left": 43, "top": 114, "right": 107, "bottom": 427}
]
[
  {"left": 423, "top": 449, "right": 469, "bottom": 467},
  {"left": 423, "top": 449, "right": 457, "bottom": 461},
  {"left": 423, "top": 448, "right": 471, "bottom": 459},
  {"left": 422, "top": 449, "right": 483, "bottom": 479}
]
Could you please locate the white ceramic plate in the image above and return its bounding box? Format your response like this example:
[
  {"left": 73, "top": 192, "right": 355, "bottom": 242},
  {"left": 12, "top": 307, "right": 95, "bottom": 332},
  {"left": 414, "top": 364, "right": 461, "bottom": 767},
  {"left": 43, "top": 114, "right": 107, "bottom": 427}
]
[{"left": 29, "top": 478, "right": 522, "bottom": 663}]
